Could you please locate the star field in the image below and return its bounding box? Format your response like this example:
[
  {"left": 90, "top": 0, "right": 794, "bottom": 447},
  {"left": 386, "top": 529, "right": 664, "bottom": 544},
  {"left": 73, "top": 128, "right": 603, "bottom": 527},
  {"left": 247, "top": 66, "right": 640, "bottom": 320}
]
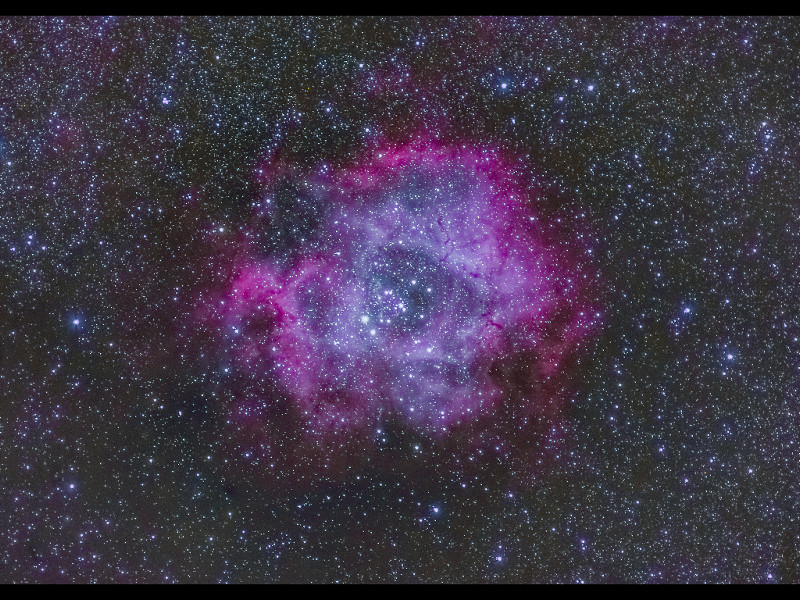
[{"left": 1, "top": 16, "right": 799, "bottom": 583}]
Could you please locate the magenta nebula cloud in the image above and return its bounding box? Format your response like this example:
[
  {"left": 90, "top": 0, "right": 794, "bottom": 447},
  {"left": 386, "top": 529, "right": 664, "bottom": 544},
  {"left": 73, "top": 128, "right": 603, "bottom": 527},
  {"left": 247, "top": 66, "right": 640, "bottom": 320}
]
[{"left": 199, "top": 138, "right": 602, "bottom": 486}]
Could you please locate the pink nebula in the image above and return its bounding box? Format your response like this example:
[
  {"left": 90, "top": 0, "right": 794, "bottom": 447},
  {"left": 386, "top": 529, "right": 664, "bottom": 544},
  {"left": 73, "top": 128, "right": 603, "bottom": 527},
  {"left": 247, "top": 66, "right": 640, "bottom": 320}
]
[{"left": 197, "top": 139, "right": 602, "bottom": 486}]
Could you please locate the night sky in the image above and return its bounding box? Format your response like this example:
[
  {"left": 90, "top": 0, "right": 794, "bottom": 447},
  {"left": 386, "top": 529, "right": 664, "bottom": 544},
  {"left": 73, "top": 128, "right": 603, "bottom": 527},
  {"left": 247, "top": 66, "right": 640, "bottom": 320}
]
[{"left": 2, "top": 16, "right": 799, "bottom": 583}]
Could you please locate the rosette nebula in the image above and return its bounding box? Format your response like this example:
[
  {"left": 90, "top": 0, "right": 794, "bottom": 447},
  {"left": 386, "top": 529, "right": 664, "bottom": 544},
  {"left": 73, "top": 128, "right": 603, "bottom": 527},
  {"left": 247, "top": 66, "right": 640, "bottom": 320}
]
[{"left": 199, "top": 140, "right": 602, "bottom": 486}]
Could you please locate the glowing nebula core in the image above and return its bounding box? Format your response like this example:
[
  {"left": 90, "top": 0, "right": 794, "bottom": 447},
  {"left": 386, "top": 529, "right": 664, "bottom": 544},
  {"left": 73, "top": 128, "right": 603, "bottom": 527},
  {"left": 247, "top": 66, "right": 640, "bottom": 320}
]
[{"left": 198, "top": 139, "right": 601, "bottom": 484}]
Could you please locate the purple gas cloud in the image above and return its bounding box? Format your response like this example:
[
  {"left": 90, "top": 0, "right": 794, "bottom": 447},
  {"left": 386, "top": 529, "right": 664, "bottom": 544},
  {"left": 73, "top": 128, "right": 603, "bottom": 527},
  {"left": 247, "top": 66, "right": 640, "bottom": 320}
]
[{"left": 197, "top": 139, "right": 602, "bottom": 485}]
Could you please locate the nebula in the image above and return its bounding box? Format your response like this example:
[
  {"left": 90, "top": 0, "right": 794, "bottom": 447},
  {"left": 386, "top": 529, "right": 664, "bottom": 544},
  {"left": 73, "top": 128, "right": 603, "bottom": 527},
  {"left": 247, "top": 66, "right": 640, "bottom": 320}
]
[{"left": 197, "top": 139, "right": 601, "bottom": 486}]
